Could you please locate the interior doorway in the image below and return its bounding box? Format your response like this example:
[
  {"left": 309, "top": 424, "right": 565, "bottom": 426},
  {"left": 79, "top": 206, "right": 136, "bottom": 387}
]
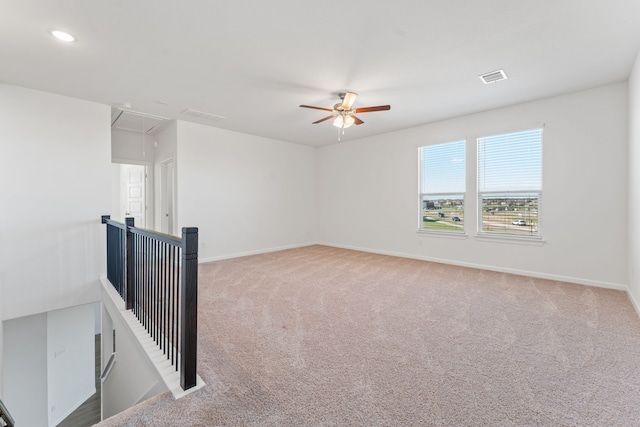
[
  {"left": 111, "top": 161, "right": 153, "bottom": 229},
  {"left": 160, "top": 159, "right": 175, "bottom": 235}
]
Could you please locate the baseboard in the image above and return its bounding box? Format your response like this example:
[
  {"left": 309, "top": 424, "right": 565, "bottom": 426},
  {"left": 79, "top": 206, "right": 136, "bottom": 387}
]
[
  {"left": 198, "top": 241, "right": 317, "bottom": 264},
  {"left": 318, "top": 242, "right": 629, "bottom": 292},
  {"left": 626, "top": 288, "right": 640, "bottom": 318}
]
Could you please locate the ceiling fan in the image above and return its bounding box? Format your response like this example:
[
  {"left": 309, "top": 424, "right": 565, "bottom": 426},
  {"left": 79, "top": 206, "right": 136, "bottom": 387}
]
[{"left": 299, "top": 92, "right": 390, "bottom": 137}]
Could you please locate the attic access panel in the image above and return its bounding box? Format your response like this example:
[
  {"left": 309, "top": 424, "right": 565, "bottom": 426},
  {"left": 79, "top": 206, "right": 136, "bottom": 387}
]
[{"left": 111, "top": 109, "right": 169, "bottom": 134}]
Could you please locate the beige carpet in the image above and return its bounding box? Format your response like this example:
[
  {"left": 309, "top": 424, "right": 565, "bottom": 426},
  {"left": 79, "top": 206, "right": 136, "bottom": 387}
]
[{"left": 95, "top": 245, "right": 640, "bottom": 426}]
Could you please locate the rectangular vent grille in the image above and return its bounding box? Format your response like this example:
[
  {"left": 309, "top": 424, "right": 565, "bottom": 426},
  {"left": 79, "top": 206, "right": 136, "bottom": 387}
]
[
  {"left": 479, "top": 69, "right": 508, "bottom": 84},
  {"left": 181, "top": 109, "right": 226, "bottom": 122}
]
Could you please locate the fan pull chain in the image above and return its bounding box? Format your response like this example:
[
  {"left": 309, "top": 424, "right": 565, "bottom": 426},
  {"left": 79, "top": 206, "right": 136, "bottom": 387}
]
[{"left": 337, "top": 123, "right": 347, "bottom": 142}]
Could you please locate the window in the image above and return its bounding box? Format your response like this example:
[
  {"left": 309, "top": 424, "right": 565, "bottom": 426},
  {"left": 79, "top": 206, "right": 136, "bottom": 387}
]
[
  {"left": 477, "top": 128, "right": 542, "bottom": 237},
  {"left": 419, "top": 140, "right": 466, "bottom": 232}
]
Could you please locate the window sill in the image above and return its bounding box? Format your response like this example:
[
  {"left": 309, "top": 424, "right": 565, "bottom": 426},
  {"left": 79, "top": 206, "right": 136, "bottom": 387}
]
[
  {"left": 416, "top": 229, "right": 469, "bottom": 240},
  {"left": 475, "top": 233, "right": 545, "bottom": 246}
]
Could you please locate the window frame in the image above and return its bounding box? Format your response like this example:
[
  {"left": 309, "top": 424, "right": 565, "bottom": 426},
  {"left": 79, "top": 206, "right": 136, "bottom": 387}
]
[
  {"left": 476, "top": 127, "right": 543, "bottom": 240},
  {"left": 418, "top": 140, "right": 467, "bottom": 235}
]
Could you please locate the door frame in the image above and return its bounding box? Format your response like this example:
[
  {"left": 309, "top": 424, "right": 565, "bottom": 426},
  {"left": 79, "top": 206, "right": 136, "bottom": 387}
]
[
  {"left": 112, "top": 158, "right": 154, "bottom": 230},
  {"left": 160, "top": 158, "right": 176, "bottom": 236}
]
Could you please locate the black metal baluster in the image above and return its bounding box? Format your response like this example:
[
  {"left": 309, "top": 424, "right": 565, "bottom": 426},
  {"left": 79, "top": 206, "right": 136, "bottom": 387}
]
[
  {"left": 154, "top": 239, "right": 159, "bottom": 341},
  {"left": 170, "top": 245, "right": 176, "bottom": 366},
  {"left": 147, "top": 236, "right": 152, "bottom": 332},
  {"left": 156, "top": 240, "right": 161, "bottom": 345},
  {"left": 154, "top": 240, "right": 159, "bottom": 343},
  {"left": 162, "top": 245, "right": 171, "bottom": 356},
  {"left": 144, "top": 235, "right": 149, "bottom": 329},
  {"left": 136, "top": 233, "right": 141, "bottom": 319}
]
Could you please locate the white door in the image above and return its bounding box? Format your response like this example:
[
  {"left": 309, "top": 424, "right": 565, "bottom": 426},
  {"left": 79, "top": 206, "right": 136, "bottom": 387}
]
[
  {"left": 161, "top": 159, "right": 175, "bottom": 235},
  {"left": 120, "top": 164, "right": 146, "bottom": 228}
]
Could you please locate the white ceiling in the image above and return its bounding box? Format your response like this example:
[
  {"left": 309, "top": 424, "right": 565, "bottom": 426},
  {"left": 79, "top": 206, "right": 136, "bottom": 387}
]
[{"left": 2, "top": 1, "right": 640, "bottom": 147}]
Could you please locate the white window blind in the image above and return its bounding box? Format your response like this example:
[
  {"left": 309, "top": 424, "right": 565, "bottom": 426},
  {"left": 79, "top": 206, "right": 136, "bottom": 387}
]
[
  {"left": 478, "top": 129, "right": 542, "bottom": 192},
  {"left": 421, "top": 140, "right": 466, "bottom": 194},
  {"left": 477, "top": 128, "right": 542, "bottom": 237}
]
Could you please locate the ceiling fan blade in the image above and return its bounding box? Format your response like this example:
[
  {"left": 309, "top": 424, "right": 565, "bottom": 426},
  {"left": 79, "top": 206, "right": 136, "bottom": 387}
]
[
  {"left": 312, "top": 115, "right": 337, "bottom": 124},
  {"left": 300, "top": 105, "right": 334, "bottom": 112},
  {"left": 341, "top": 92, "right": 358, "bottom": 110},
  {"left": 352, "top": 115, "right": 364, "bottom": 125},
  {"left": 354, "top": 105, "right": 391, "bottom": 113}
]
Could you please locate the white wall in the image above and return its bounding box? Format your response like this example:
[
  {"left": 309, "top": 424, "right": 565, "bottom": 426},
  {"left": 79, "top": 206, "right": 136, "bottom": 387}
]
[
  {"left": 111, "top": 129, "right": 156, "bottom": 163},
  {"left": 3, "top": 303, "right": 96, "bottom": 427},
  {"left": 176, "top": 121, "right": 317, "bottom": 261},
  {"left": 47, "top": 304, "right": 96, "bottom": 426},
  {"left": 3, "top": 314, "right": 48, "bottom": 427},
  {"left": 628, "top": 50, "right": 640, "bottom": 310},
  {"left": 102, "top": 307, "right": 114, "bottom": 373},
  {"left": 318, "top": 83, "right": 629, "bottom": 289},
  {"left": 101, "top": 287, "right": 167, "bottom": 419},
  {"left": 0, "top": 84, "right": 111, "bottom": 319},
  {"left": 111, "top": 164, "right": 122, "bottom": 219},
  {"left": 0, "top": 83, "right": 111, "bottom": 396}
]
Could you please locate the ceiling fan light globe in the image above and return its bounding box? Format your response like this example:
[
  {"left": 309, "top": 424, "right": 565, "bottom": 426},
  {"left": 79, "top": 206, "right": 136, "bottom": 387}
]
[
  {"left": 343, "top": 115, "right": 355, "bottom": 128},
  {"left": 333, "top": 115, "right": 355, "bottom": 129}
]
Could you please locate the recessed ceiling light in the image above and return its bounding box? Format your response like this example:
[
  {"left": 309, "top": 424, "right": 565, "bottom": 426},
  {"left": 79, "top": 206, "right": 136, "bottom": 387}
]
[{"left": 48, "top": 29, "right": 76, "bottom": 42}]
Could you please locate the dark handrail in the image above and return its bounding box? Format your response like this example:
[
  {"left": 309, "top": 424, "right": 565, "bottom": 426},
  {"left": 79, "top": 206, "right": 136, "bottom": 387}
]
[
  {"left": 101, "top": 215, "right": 198, "bottom": 391},
  {"left": 0, "top": 398, "right": 15, "bottom": 427},
  {"left": 130, "top": 226, "right": 182, "bottom": 246}
]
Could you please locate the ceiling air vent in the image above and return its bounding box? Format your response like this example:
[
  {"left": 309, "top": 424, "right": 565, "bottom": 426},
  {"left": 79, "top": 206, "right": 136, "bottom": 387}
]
[
  {"left": 479, "top": 69, "right": 508, "bottom": 84},
  {"left": 181, "top": 109, "right": 226, "bottom": 122}
]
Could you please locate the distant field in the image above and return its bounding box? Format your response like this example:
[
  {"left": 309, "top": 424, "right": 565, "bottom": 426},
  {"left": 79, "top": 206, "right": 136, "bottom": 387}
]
[
  {"left": 421, "top": 196, "right": 538, "bottom": 235},
  {"left": 422, "top": 208, "right": 464, "bottom": 231}
]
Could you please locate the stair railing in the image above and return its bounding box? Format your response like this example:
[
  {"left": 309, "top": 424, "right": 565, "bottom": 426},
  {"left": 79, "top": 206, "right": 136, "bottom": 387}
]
[{"left": 101, "top": 215, "right": 198, "bottom": 391}]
